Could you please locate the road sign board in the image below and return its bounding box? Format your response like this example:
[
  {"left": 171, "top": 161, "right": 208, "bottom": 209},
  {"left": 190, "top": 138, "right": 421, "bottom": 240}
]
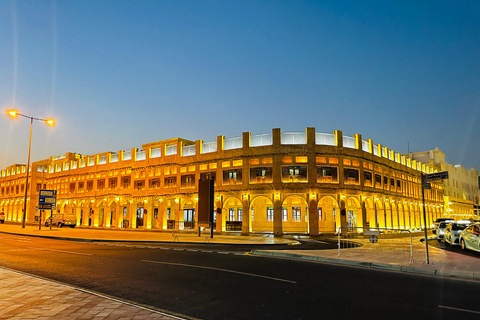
[
  {"left": 38, "top": 189, "right": 57, "bottom": 210},
  {"left": 424, "top": 171, "right": 449, "bottom": 182},
  {"left": 369, "top": 235, "right": 378, "bottom": 243}
]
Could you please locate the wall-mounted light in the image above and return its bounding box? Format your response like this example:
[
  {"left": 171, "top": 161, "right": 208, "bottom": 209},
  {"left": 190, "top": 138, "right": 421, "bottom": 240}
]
[
  {"left": 311, "top": 194, "right": 315, "bottom": 199},
  {"left": 175, "top": 198, "right": 179, "bottom": 203},
  {"left": 195, "top": 197, "right": 198, "bottom": 201}
]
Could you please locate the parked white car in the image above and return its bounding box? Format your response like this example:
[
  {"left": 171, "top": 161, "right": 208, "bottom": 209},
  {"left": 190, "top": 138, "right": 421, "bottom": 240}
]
[
  {"left": 444, "top": 221, "right": 471, "bottom": 246},
  {"left": 45, "top": 213, "right": 77, "bottom": 228},
  {"left": 459, "top": 223, "right": 480, "bottom": 252}
]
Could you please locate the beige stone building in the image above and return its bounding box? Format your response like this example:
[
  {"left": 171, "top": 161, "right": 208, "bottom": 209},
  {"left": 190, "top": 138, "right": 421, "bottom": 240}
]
[
  {"left": 408, "top": 148, "right": 480, "bottom": 220},
  {"left": 0, "top": 128, "right": 444, "bottom": 235}
]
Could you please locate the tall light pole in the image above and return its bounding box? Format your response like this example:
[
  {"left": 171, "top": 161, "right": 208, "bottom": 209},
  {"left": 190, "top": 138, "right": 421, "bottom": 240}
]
[{"left": 8, "top": 110, "right": 54, "bottom": 228}]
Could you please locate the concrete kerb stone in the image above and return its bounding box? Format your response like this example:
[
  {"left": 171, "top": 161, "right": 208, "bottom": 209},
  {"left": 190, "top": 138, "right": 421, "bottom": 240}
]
[
  {"left": 0, "top": 229, "right": 300, "bottom": 246},
  {"left": 250, "top": 250, "right": 480, "bottom": 280}
]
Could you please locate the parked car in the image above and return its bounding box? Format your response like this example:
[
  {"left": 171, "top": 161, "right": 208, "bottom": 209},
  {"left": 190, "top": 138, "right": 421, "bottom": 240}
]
[
  {"left": 459, "top": 223, "right": 480, "bottom": 252},
  {"left": 437, "top": 220, "right": 455, "bottom": 242},
  {"left": 433, "top": 217, "right": 454, "bottom": 234},
  {"left": 0, "top": 212, "right": 4, "bottom": 223},
  {"left": 444, "top": 221, "right": 471, "bottom": 245},
  {"left": 44, "top": 213, "right": 77, "bottom": 228}
]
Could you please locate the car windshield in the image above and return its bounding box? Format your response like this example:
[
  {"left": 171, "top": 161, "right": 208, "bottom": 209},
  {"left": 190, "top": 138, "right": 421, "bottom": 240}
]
[{"left": 452, "top": 223, "right": 469, "bottom": 231}]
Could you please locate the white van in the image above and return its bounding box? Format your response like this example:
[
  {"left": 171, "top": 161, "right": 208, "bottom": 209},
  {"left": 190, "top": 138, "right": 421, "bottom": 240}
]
[{"left": 45, "top": 213, "right": 77, "bottom": 228}]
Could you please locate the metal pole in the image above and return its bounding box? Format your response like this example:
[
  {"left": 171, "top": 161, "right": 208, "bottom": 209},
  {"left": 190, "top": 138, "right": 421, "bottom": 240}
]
[
  {"left": 22, "top": 117, "right": 33, "bottom": 228},
  {"left": 421, "top": 173, "right": 430, "bottom": 264}
]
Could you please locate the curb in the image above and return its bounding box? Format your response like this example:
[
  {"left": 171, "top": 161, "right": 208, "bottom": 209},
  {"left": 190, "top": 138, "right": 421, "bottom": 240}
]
[
  {"left": 0, "top": 229, "right": 299, "bottom": 246},
  {"left": 250, "top": 250, "right": 479, "bottom": 280}
]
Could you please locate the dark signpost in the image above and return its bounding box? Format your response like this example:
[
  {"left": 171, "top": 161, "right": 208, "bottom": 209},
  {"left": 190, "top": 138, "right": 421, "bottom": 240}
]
[
  {"left": 421, "top": 171, "right": 448, "bottom": 264},
  {"left": 38, "top": 189, "right": 57, "bottom": 230},
  {"left": 198, "top": 178, "right": 214, "bottom": 238}
]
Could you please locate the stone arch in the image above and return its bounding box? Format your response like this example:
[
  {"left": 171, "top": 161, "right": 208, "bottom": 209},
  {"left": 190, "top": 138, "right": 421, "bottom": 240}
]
[
  {"left": 250, "top": 195, "right": 274, "bottom": 233},
  {"left": 398, "top": 202, "right": 405, "bottom": 229},
  {"left": 375, "top": 199, "right": 385, "bottom": 229},
  {"left": 318, "top": 196, "right": 340, "bottom": 233},
  {"left": 364, "top": 197, "right": 377, "bottom": 229},
  {"left": 345, "top": 196, "right": 362, "bottom": 230},
  {"left": 282, "top": 194, "right": 309, "bottom": 233}
]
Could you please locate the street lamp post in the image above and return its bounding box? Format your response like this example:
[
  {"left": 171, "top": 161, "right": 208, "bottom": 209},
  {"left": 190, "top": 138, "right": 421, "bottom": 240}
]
[{"left": 8, "top": 110, "right": 54, "bottom": 228}]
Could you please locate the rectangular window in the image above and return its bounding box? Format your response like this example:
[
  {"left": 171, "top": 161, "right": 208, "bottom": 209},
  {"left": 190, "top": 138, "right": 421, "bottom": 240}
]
[
  {"left": 384, "top": 176, "right": 389, "bottom": 190},
  {"left": 282, "top": 207, "right": 288, "bottom": 221},
  {"left": 181, "top": 174, "right": 195, "bottom": 188},
  {"left": 375, "top": 174, "right": 382, "bottom": 188},
  {"left": 317, "top": 166, "right": 338, "bottom": 183},
  {"left": 344, "top": 169, "right": 360, "bottom": 185},
  {"left": 97, "top": 179, "right": 105, "bottom": 191},
  {"left": 282, "top": 166, "right": 308, "bottom": 183},
  {"left": 222, "top": 169, "right": 242, "bottom": 185},
  {"left": 135, "top": 180, "right": 145, "bottom": 190},
  {"left": 249, "top": 167, "right": 273, "bottom": 183},
  {"left": 78, "top": 182, "right": 84, "bottom": 192},
  {"left": 167, "top": 208, "right": 171, "bottom": 220},
  {"left": 364, "top": 171, "right": 373, "bottom": 187},
  {"left": 267, "top": 207, "right": 274, "bottom": 221},
  {"left": 229, "top": 208, "right": 235, "bottom": 221},
  {"left": 122, "top": 177, "right": 131, "bottom": 188},
  {"left": 318, "top": 208, "right": 322, "bottom": 221},
  {"left": 292, "top": 207, "right": 301, "bottom": 222},
  {"left": 164, "top": 177, "right": 177, "bottom": 188},
  {"left": 237, "top": 208, "right": 243, "bottom": 221},
  {"left": 153, "top": 208, "right": 159, "bottom": 220},
  {"left": 109, "top": 178, "right": 117, "bottom": 189},
  {"left": 251, "top": 208, "right": 254, "bottom": 221},
  {"left": 70, "top": 183, "right": 76, "bottom": 193},
  {"left": 149, "top": 178, "right": 160, "bottom": 188}
]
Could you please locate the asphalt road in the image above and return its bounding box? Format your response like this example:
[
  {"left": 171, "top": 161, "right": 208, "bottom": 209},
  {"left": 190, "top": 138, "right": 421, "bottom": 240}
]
[{"left": 1, "top": 233, "right": 480, "bottom": 320}]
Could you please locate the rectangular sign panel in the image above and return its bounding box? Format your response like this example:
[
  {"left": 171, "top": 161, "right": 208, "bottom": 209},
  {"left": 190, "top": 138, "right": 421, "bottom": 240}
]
[
  {"left": 38, "top": 189, "right": 57, "bottom": 210},
  {"left": 424, "top": 171, "right": 449, "bottom": 182}
]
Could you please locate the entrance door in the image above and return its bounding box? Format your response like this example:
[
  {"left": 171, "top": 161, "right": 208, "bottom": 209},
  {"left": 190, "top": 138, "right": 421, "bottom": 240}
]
[
  {"left": 136, "top": 208, "right": 144, "bottom": 228},
  {"left": 347, "top": 210, "right": 356, "bottom": 230},
  {"left": 184, "top": 209, "right": 195, "bottom": 229}
]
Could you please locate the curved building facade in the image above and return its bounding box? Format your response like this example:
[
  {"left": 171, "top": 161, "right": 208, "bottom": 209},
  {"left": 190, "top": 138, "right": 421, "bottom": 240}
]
[{"left": 0, "top": 128, "right": 445, "bottom": 235}]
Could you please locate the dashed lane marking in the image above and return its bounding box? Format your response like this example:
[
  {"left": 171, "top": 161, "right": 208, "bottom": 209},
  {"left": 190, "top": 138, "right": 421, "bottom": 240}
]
[
  {"left": 439, "top": 305, "right": 480, "bottom": 315},
  {"left": 142, "top": 260, "right": 297, "bottom": 284}
]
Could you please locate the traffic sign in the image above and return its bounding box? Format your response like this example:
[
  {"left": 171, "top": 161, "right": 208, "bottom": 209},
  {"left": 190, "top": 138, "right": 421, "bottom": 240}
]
[
  {"left": 369, "top": 235, "right": 378, "bottom": 243},
  {"left": 38, "top": 189, "right": 57, "bottom": 210},
  {"left": 423, "top": 171, "right": 449, "bottom": 182}
]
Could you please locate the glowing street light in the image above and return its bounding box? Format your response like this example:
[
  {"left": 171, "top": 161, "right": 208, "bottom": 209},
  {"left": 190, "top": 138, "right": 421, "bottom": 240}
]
[{"left": 7, "top": 110, "right": 55, "bottom": 228}]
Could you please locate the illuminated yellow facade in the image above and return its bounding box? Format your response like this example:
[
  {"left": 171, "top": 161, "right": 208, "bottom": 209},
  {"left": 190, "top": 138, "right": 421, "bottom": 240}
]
[
  {"left": 409, "top": 148, "right": 479, "bottom": 220},
  {"left": 0, "top": 128, "right": 444, "bottom": 235}
]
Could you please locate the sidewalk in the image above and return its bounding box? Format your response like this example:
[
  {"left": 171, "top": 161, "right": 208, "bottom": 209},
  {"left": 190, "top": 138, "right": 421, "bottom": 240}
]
[{"left": 1, "top": 223, "right": 480, "bottom": 319}]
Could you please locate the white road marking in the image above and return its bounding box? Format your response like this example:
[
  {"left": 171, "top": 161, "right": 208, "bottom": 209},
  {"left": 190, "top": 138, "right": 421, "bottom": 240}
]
[
  {"left": 142, "top": 260, "right": 297, "bottom": 284},
  {"left": 201, "top": 250, "right": 213, "bottom": 253},
  {"left": 439, "top": 305, "right": 480, "bottom": 314},
  {"left": 43, "top": 248, "right": 92, "bottom": 256}
]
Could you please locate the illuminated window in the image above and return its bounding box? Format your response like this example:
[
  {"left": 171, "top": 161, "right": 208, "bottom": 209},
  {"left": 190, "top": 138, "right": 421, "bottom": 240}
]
[
  {"left": 251, "top": 207, "right": 254, "bottom": 221},
  {"left": 237, "top": 208, "right": 243, "bottom": 221},
  {"left": 229, "top": 208, "right": 235, "bottom": 221},
  {"left": 292, "top": 207, "right": 301, "bottom": 222},
  {"left": 267, "top": 207, "right": 274, "bottom": 221},
  {"left": 167, "top": 208, "right": 171, "bottom": 220},
  {"left": 364, "top": 171, "right": 373, "bottom": 187},
  {"left": 282, "top": 207, "right": 288, "bottom": 221},
  {"left": 122, "top": 176, "right": 131, "bottom": 188},
  {"left": 344, "top": 169, "right": 360, "bottom": 185},
  {"left": 318, "top": 208, "right": 322, "bottom": 221},
  {"left": 317, "top": 166, "right": 338, "bottom": 183}
]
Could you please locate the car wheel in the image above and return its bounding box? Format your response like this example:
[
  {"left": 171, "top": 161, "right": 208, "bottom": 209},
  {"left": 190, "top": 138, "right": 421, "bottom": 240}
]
[
  {"left": 437, "top": 238, "right": 442, "bottom": 243},
  {"left": 57, "top": 222, "right": 62, "bottom": 228},
  {"left": 461, "top": 239, "right": 466, "bottom": 250},
  {"left": 44, "top": 222, "right": 49, "bottom": 227},
  {"left": 70, "top": 225, "right": 75, "bottom": 228}
]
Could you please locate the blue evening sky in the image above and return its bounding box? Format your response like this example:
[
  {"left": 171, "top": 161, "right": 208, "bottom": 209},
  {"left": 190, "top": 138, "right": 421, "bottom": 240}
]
[{"left": 0, "top": 0, "right": 479, "bottom": 170}]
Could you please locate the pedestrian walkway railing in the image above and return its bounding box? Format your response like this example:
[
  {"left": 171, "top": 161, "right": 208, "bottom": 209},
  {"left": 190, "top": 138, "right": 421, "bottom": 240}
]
[
  {"left": 337, "top": 227, "right": 414, "bottom": 264},
  {"left": 172, "top": 221, "right": 212, "bottom": 242}
]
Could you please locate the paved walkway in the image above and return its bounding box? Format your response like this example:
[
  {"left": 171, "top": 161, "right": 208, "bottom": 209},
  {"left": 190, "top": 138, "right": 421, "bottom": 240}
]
[{"left": 1, "top": 223, "right": 480, "bottom": 319}]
